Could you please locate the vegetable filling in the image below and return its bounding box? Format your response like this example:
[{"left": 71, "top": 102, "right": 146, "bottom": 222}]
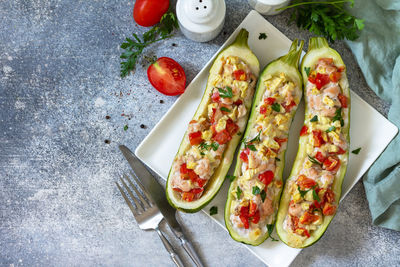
[{"left": 171, "top": 56, "right": 257, "bottom": 202}]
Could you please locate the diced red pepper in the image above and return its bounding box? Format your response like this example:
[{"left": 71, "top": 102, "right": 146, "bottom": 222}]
[
  {"left": 291, "top": 215, "right": 299, "bottom": 228},
  {"left": 234, "top": 99, "right": 243, "bottom": 106},
  {"left": 196, "top": 178, "right": 207, "bottom": 188},
  {"left": 260, "top": 105, "right": 267, "bottom": 114},
  {"left": 180, "top": 163, "right": 189, "bottom": 174},
  {"left": 315, "top": 151, "right": 326, "bottom": 163},
  {"left": 309, "top": 73, "right": 330, "bottom": 90},
  {"left": 172, "top": 187, "right": 183, "bottom": 193},
  {"left": 324, "top": 188, "right": 335, "bottom": 203},
  {"left": 240, "top": 148, "right": 250, "bottom": 163},
  {"left": 274, "top": 137, "right": 288, "bottom": 147},
  {"left": 240, "top": 205, "right": 249, "bottom": 217},
  {"left": 188, "top": 171, "right": 199, "bottom": 183},
  {"left": 211, "top": 91, "right": 220, "bottom": 103},
  {"left": 322, "top": 203, "right": 337, "bottom": 216},
  {"left": 264, "top": 97, "right": 276, "bottom": 105},
  {"left": 210, "top": 108, "right": 217, "bottom": 124},
  {"left": 182, "top": 192, "right": 195, "bottom": 202},
  {"left": 190, "top": 187, "right": 204, "bottom": 194},
  {"left": 297, "top": 228, "right": 310, "bottom": 238},
  {"left": 338, "top": 93, "right": 348, "bottom": 108},
  {"left": 213, "top": 129, "right": 231, "bottom": 145},
  {"left": 258, "top": 170, "right": 274, "bottom": 186},
  {"left": 189, "top": 131, "right": 203, "bottom": 145},
  {"left": 323, "top": 156, "right": 341, "bottom": 172},
  {"left": 252, "top": 210, "right": 260, "bottom": 224},
  {"left": 312, "top": 130, "right": 325, "bottom": 147},
  {"left": 282, "top": 100, "right": 296, "bottom": 112},
  {"left": 337, "top": 66, "right": 345, "bottom": 72},
  {"left": 300, "top": 211, "right": 320, "bottom": 225},
  {"left": 233, "top": 69, "right": 247, "bottom": 81},
  {"left": 240, "top": 215, "right": 249, "bottom": 229},
  {"left": 300, "top": 125, "right": 308, "bottom": 136},
  {"left": 189, "top": 120, "right": 197, "bottom": 124},
  {"left": 336, "top": 147, "right": 346, "bottom": 155},
  {"left": 249, "top": 201, "right": 257, "bottom": 217},
  {"left": 226, "top": 119, "right": 239, "bottom": 136},
  {"left": 330, "top": 71, "right": 342, "bottom": 83},
  {"left": 313, "top": 200, "right": 321, "bottom": 210},
  {"left": 296, "top": 175, "right": 317, "bottom": 190}
]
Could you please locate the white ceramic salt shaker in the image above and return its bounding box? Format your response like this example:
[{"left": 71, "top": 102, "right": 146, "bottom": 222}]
[
  {"left": 248, "top": 0, "right": 290, "bottom": 16},
  {"left": 176, "top": 0, "right": 226, "bottom": 42}
]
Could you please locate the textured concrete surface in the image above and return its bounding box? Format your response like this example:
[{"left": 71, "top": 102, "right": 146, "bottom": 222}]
[{"left": 1, "top": 0, "right": 399, "bottom": 266}]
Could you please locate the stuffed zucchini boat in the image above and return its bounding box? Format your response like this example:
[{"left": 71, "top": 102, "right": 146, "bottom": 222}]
[
  {"left": 166, "top": 29, "right": 260, "bottom": 212},
  {"left": 224, "top": 40, "right": 304, "bottom": 245},
  {"left": 276, "top": 37, "right": 350, "bottom": 248}
]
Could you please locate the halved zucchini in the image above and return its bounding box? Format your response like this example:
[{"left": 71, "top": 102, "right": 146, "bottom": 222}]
[
  {"left": 276, "top": 37, "right": 350, "bottom": 248},
  {"left": 166, "top": 29, "right": 260, "bottom": 212},
  {"left": 224, "top": 40, "right": 304, "bottom": 245}
]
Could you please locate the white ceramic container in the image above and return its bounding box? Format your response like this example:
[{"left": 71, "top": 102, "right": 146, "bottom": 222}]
[{"left": 248, "top": 0, "right": 290, "bottom": 15}]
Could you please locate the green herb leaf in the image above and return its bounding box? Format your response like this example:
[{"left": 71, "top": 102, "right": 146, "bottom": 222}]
[
  {"left": 211, "top": 142, "right": 219, "bottom": 151},
  {"left": 267, "top": 224, "right": 279, "bottom": 242},
  {"left": 120, "top": 11, "right": 179, "bottom": 77},
  {"left": 248, "top": 130, "right": 262, "bottom": 143},
  {"left": 260, "top": 190, "right": 266, "bottom": 202},
  {"left": 310, "top": 115, "right": 318, "bottom": 122},
  {"left": 124, "top": 125, "right": 129, "bottom": 131},
  {"left": 326, "top": 126, "right": 336, "bottom": 133},
  {"left": 312, "top": 189, "right": 321, "bottom": 202},
  {"left": 209, "top": 206, "right": 218, "bottom": 216},
  {"left": 259, "top": 33, "right": 267, "bottom": 40},
  {"left": 278, "top": 0, "right": 364, "bottom": 42},
  {"left": 271, "top": 102, "right": 281, "bottom": 112},
  {"left": 247, "top": 144, "right": 257, "bottom": 151},
  {"left": 275, "top": 157, "right": 281, "bottom": 162},
  {"left": 252, "top": 186, "right": 261, "bottom": 195},
  {"left": 218, "top": 86, "right": 233, "bottom": 98},
  {"left": 199, "top": 142, "right": 211, "bottom": 151},
  {"left": 333, "top": 107, "right": 343, "bottom": 124},
  {"left": 304, "top": 67, "right": 311, "bottom": 77},
  {"left": 226, "top": 175, "right": 236, "bottom": 182},
  {"left": 220, "top": 107, "right": 231, "bottom": 112},
  {"left": 236, "top": 186, "right": 242, "bottom": 199},
  {"left": 352, "top": 147, "right": 361, "bottom": 154},
  {"left": 243, "top": 130, "right": 261, "bottom": 151},
  {"left": 308, "top": 155, "right": 322, "bottom": 165},
  {"left": 297, "top": 185, "right": 309, "bottom": 198}
]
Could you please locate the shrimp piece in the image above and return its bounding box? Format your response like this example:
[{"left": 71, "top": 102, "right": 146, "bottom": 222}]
[
  {"left": 221, "top": 97, "right": 234, "bottom": 105},
  {"left": 320, "top": 106, "right": 337, "bottom": 117},
  {"left": 194, "top": 158, "right": 211, "bottom": 179},
  {"left": 305, "top": 167, "right": 319, "bottom": 180},
  {"left": 319, "top": 172, "right": 334, "bottom": 187},
  {"left": 324, "top": 84, "right": 340, "bottom": 99},
  {"left": 288, "top": 202, "right": 303, "bottom": 217},
  {"left": 188, "top": 121, "right": 204, "bottom": 134},
  {"left": 260, "top": 196, "right": 274, "bottom": 218},
  {"left": 171, "top": 175, "right": 193, "bottom": 192}
]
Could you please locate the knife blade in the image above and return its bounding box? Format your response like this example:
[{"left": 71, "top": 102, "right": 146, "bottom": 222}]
[{"left": 119, "top": 145, "right": 204, "bottom": 267}]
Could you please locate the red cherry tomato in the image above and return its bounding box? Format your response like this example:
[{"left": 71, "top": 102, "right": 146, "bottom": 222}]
[
  {"left": 133, "top": 0, "right": 170, "bottom": 27},
  {"left": 147, "top": 57, "right": 186, "bottom": 96}
]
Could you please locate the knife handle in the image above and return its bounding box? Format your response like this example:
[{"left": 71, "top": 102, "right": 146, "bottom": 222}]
[
  {"left": 156, "top": 227, "right": 185, "bottom": 267},
  {"left": 180, "top": 236, "right": 204, "bottom": 267}
]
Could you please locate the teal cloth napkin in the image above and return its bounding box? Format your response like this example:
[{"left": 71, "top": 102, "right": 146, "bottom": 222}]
[{"left": 345, "top": 0, "right": 400, "bottom": 231}]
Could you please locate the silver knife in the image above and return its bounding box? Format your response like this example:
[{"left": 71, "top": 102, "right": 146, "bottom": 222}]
[{"left": 119, "top": 145, "right": 204, "bottom": 267}]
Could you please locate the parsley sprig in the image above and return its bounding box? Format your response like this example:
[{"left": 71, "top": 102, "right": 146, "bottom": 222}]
[
  {"left": 278, "top": 0, "right": 364, "bottom": 42},
  {"left": 120, "top": 12, "right": 178, "bottom": 77},
  {"left": 218, "top": 86, "right": 233, "bottom": 98}
]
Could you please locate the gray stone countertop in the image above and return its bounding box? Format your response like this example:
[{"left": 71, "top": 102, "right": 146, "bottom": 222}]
[{"left": 1, "top": 0, "right": 399, "bottom": 266}]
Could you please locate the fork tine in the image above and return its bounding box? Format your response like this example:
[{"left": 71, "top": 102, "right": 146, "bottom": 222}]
[
  {"left": 123, "top": 174, "right": 151, "bottom": 209},
  {"left": 120, "top": 177, "right": 144, "bottom": 213},
  {"left": 115, "top": 182, "right": 139, "bottom": 218},
  {"left": 129, "top": 171, "right": 155, "bottom": 205}
]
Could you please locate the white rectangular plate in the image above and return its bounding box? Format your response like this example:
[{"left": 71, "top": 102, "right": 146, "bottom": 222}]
[{"left": 135, "top": 10, "right": 398, "bottom": 267}]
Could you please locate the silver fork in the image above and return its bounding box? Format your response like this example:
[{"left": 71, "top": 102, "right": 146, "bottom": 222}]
[{"left": 116, "top": 173, "right": 185, "bottom": 267}]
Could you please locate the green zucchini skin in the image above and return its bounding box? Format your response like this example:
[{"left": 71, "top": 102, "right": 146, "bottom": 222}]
[
  {"left": 224, "top": 40, "right": 304, "bottom": 246},
  {"left": 166, "top": 29, "right": 260, "bottom": 213},
  {"left": 276, "top": 37, "right": 351, "bottom": 248}
]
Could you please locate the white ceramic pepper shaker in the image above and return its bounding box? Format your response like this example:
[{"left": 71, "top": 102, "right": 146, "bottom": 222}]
[
  {"left": 248, "top": 0, "right": 290, "bottom": 15},
  {"left": 176, "top": 0, "right": 226, "bottom": 42}
]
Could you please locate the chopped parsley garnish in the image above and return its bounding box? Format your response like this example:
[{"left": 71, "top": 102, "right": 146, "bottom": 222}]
[
  {"left": 271, "top": 102, "right": 281, "bottom": 112},
  {"left": 209, "top": 206, "right": 218, "bottom": 216},
  {"left": 211, "top": 142, "right": 219, "bottom": 151},
  {"left": 220, "top": 107, "right": 231, "bottom": 112},
  {"left": 218, "top": 86, "right": 233, "bottom": 98},
  {"left": 298, "top": 185, "right": 318, "bottom": 198},
  {"left": 124, "top": 125, "right": 129, "bottom": 131},
  {"left": 260, "top": 190, "right": 266, "bottom": 202},
  {"left": 246, "top": 144, "right": 257, "bottom": 151},
  {"left": 308, "top": 155, "right": 322, "bottom": 165},
  {"left": 333, "top": 108, "right": 344, "bottom": 127},
  {"left": 326, "top": 126, "right": 336, "bottom": 133},
  {"left": 259, "top": 33, "right": 267, "bottom": 40},
  {"left": 312, "top": 188, "right": 321, "bottom": 202},
  {"left": 310, "top": 115, "right": 318, "bottom": 122},
  {"left": 275, "top": 157, "right": 281, "bottom": 162},
  {"left": 267, "top": 224, "right": 279, "bottom": 242},
  {"left": 243, "top": 130, "right": 261, "bottom": 151},
  {"left": 352, "top": 147, "right": 362, "bottom": 154},
  {"left": 252, "top": 186, "right": 261, "bottom": 195},
  {"left": 304, "top": 67, "right": 311, "bottom": 77},
  {"left": 199, "top": 142, "right": 219, "bottom": 152},
  {"left": 236, "top": 186, "right": 242, "bottom": 199},
  {"left": 226, "top": 175, "right": 236, "bottom": 182}
]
